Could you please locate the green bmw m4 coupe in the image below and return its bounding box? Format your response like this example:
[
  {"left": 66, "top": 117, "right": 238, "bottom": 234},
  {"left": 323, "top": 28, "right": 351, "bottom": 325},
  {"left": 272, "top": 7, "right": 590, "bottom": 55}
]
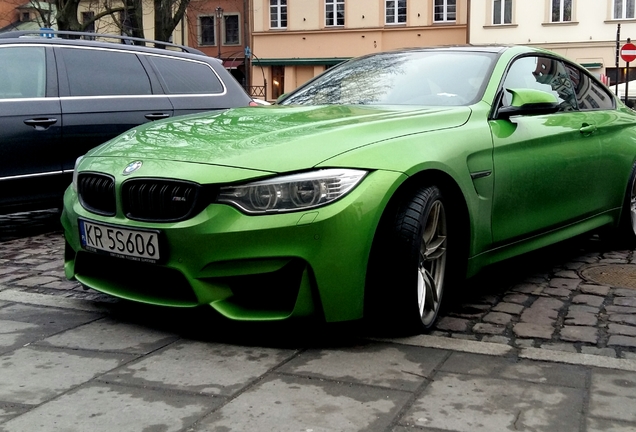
[{"left": 62, "top": 45, "right": 636, "bottom": 333}]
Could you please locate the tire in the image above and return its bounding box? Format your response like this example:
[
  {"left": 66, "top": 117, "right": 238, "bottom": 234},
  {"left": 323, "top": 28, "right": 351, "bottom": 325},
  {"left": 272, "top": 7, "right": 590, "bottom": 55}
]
[
  {"left": 617, "top": 162, "right": 636, "bottom": 247},
  {"left": 368, "top": 185, "right": 451, "bottom": 334}
]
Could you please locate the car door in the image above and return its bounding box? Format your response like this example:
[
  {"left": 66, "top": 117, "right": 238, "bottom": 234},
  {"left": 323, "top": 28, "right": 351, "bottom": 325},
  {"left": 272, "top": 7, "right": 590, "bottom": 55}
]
[
  {"left": 0, "top": 44, "right": 64, "bottom": 210},
  {"left": 56, "top": 46, "right": 174, "bottom": 173},
  {"left": 489, "top": 55, "right": 602, "bottom": 244},
  {"left": 144, "top": 54, "right": 247, "bottom": 116},
  {"left": 562, "top": 62, "right": 636, "bottom": 212}
]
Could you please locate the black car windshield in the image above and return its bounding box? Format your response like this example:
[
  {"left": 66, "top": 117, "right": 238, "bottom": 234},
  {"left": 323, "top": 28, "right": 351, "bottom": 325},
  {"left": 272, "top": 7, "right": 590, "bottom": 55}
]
[{"left": 279, "top": 50, "right": 497, "bottom": 107}]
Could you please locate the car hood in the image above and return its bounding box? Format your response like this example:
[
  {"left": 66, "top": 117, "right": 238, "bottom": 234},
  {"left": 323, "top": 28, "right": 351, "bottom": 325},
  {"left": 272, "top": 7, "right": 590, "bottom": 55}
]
[{"left": 89, "top": 105, "right": 472, "bottom": 173}]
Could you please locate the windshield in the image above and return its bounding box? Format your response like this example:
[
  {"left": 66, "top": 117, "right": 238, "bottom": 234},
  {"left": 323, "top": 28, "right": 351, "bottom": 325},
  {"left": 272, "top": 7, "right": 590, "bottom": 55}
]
[{"left": 279, "top": 50, "right": 496, "bottom": 107}]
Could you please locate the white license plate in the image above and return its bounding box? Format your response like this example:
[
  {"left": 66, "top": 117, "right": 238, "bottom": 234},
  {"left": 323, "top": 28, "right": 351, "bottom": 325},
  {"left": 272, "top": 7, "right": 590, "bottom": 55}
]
[{"left": 79, "top": 219, "right": 161, "bottom": 262}]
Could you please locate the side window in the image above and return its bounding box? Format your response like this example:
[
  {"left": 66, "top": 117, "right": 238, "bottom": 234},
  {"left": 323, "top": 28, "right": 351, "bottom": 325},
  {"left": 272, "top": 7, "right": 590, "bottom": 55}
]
[
  {"left": 502, "top": 56, "right": 577, "bottom": 112},
  {"left": 0, "top": 46, "right": 46, "bottom": 99},
  {"left": 61, "top": 48, "right": 152, "bottom": 97},
  {"left": 563, "top": 64, "right": 614, "bottom": 110},
  {"left": 148, "top": 56, "right": 224, "bottom": 94}
]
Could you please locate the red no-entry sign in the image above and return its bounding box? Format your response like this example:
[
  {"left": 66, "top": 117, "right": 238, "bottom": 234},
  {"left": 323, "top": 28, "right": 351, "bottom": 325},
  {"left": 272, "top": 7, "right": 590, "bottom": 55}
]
[{"left": 621, "top": 42, "right": 636, "bottom": 62}]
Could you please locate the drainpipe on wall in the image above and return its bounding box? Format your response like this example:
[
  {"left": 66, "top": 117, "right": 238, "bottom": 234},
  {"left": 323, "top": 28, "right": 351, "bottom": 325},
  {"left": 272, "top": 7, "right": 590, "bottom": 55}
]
[{"left": 466, "top": 0, "right": 471, "bottom": 45}]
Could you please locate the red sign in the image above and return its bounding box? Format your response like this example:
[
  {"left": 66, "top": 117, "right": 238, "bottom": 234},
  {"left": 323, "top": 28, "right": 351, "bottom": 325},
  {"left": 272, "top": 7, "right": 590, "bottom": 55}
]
[{"left": 621, "top": 43, "right": 636, "bottom": 63}]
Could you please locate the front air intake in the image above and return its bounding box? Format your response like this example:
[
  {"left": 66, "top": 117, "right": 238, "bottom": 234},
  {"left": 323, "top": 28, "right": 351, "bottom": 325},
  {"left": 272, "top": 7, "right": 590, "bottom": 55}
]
[
  {"left": 122, "top": 179, "right": 202, "bottom": 222},
  {"left": 78, "top": 173, "right": 116, "bottom": 216}
]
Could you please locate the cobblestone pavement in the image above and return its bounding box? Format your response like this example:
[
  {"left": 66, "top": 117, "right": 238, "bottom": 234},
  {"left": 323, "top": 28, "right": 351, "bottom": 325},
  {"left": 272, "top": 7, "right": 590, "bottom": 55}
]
[{"left": 2, "top": 210, "right": 636, "bottom": 360}]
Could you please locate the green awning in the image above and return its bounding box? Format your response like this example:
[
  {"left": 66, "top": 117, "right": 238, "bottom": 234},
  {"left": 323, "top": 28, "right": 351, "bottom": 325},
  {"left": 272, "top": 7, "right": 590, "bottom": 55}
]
[
  {"left": 580, "top": 62, "right": 603, "bottom": 69},
  {"left": 252, "top": 57, "right": 350, "bottom": 66}
]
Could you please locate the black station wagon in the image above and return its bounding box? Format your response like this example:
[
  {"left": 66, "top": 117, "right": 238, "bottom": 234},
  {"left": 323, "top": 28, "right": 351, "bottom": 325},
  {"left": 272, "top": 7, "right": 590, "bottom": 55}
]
[{"left": 0, "top": 30, "right": 254, "bottom": 213}]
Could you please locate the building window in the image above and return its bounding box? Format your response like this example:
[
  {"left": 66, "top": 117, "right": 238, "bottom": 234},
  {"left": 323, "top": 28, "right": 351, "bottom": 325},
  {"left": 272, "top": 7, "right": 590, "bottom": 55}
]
[
  {"left": 224, "top": 15, "right": 240, "bottom": 45},
  {"left": 270, "top": 0, "right": 287, "bottom": 29},
  {"left": 326, "top": 0, "right": 345, "bottom": 26},
  {"left": 551, "top": 0, "right": 571, "bottom": 22},
  {"left": 614, "top": 0, "right": 635, "bottom": 19},
  {"left": 199, "top": 16, "right": 215, "bottom": 45},
  {"left": 492, "top": 0, "right": 512, "bottom": 24},
  {"left": 434, "top": 0, "right": 456, "bottom": 22},
  {"left": 386, "top": 0, "right": 407, "bottom": 24}
]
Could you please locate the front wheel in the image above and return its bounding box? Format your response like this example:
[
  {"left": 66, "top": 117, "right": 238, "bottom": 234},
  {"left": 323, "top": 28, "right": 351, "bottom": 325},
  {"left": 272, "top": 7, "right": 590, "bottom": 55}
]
[{"left": 368, "top": 185, "right": 452, "bottom": 333}]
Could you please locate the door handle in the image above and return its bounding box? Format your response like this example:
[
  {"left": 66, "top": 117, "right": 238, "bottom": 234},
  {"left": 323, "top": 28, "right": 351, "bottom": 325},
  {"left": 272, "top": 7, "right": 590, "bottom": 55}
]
[
  {"left": 145, "top": 113, "right": 171, "bottom": 121},
  {"left": 24, "top": 118, "right": 57, "bottom": 131},
  {"left": 580, "top": 124, "right": 597, "bottom": 135}
]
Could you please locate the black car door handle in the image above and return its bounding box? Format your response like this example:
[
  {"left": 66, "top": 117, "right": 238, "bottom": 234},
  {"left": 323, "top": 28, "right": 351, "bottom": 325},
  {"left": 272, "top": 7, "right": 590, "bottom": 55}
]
[
  {"left": 24, "top": 118, "right": 58, "bottom": 130},
  {"left": 145, "top": 113, "right": 171, "bottom": 121},
  {"left": 580, "top": 124, "right": 597, "bottom": 135}
]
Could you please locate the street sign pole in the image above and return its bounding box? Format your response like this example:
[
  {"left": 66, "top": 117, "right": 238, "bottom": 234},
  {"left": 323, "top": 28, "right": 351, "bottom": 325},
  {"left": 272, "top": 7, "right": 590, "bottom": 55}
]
[{"left": 620, "top": 38, "right": 636, "bottom": 105}]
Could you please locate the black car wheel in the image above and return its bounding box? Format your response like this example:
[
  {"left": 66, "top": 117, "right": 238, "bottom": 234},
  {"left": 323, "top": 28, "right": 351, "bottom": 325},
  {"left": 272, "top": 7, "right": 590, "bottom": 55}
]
[{"left": 368, "top": 185, "right": 450, "bottom": 333}]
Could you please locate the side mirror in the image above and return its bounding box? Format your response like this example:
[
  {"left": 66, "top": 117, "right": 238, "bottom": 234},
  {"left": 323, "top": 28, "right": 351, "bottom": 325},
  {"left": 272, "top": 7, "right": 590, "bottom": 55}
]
[
  {"left": 496, "top": 88, "right": 560, "bottom": 119},
  {"left": 275, "top": 93, "right": 287, "bottom": 104}
]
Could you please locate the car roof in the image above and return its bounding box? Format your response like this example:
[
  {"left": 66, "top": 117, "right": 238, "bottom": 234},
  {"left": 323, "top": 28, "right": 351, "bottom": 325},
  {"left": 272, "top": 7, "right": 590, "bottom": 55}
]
[{"left": 0, "top": 30, "right": 209, "bottom": 60}]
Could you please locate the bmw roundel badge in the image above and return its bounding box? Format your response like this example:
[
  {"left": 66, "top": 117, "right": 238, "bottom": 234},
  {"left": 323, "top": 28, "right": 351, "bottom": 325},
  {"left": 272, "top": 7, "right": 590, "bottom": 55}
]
[{"left": 123, "top": 161, "right": 143, "bottom": 176}]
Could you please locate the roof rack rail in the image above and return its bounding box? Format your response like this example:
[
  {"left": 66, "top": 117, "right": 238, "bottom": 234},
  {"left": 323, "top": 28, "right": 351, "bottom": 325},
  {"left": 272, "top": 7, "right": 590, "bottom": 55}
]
[{"left": 0, "top": 30, "right": 205, "bottom": 55}]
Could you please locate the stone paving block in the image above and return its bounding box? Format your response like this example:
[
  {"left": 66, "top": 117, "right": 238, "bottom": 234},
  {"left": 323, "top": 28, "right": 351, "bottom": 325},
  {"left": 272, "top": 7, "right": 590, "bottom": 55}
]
[
  {"left": 510, "top": 284, "right": 543, "bottom": 295},
  {"left": 540, "top": 343, "right": 578, "bottom": 354},
  {"left": 543, "top": 288, "right": 572, "bottom": 297},
  {"left": 492, "top": 302, "right": 524, "bottom": 315},
  {"left": 569, "top": 304, "right": 600, "bottom": 313},
  {"left": 572, "top": 294, "right": 605, "bottom": 307},
  {"left": 39, "top": 317, "right": 178, "bottom": 354},
  {"left": 0, "top": 303, "right": 104, "bottom": 355},
  {"left": 615, "top": 297, "right": 636, "bottom": 308},
  {"left": 279, "top": 343, "right": 446, "bottom": 391},
  {"left": 565, "top": 310, "right": 598, "bottom": 326},
  {"left": 482, "top": 312, "right": 512, "bottom": 325},
  {"left": 532, "top": 297, "right": 566, "bottom": 310},
  {"left": 580, "top": 347, "right": 617, "bottom": 358},
  {"left": 502, "top": 293, "right": 529, "bottom": 304},
  {"left": 481, "top": 335, "right": 510, "bottom": 344},
  {"left": 520, "top": 307, "right": 558, "bottom": 325},
  {"left": 439, "top": 352, "right": 587, "bottom": 388},
  {"left": 102, "top": 340, "right": 297, "bottom": 396},
  {"left": 0, "top": 267, "right": 20, "bottom": 276},
  {"left": 193, "top": 374, "right": 410, "bottom": 432},
  {"left": 0, "top": 346, "right": 133, "bottom": 405},
  {"left": 513, "top": 323, "right": 554, "bottom": 339},
  {"left": 560, "top": 326, "right": 598, "bottom": 344},
  {"left": 554, "top": 270, "right": 579, "bottom": 279},
  {"left": 609, "top": 314, "right": 636, "bottom": 325},
  {"left": 605, "top": 305, "right": 636, "bottom": 314},
  {"left": 0, "top": 382, "right": 218, "bottom": 432},
  {"left": 0, "top": 402, "right": 31, "bottom": 424},
  {"left": 608, "top": 335, "right": 636, "bottom": 348},
  {"left": 13, "top": 276, "right": 59, "bottom": 287},
  {"left": 451, "top": 333, "right": 479, "bottom": 341},
  {"left": 580, "top": 284, "right": 611, "bottom": 296},
  {"left": 401, "top": 372, "right": 584, "bottom": 432},
  {"left": 586, "top": 417, "right": 636, "bottom": 432},
  {"left": 589, "top": 370, "right": 636, "bottom": 423},
  {"left": 32, "top": 261, "right": 62, "bottom": 272},
  {"left": 472, "top": 323, "right": 506, "bottom": 335},
  {"left": 549, "top": 278, "right": 581, "bottom": 290},
  {"left": 608, "top": 323, "right": 636, "bottom": 337},
  {"left": 435, "top": 316, "right": 469, "bottom": 332},
  {"left": 614, "top": 288, "right": 636, "bottom": 297}
]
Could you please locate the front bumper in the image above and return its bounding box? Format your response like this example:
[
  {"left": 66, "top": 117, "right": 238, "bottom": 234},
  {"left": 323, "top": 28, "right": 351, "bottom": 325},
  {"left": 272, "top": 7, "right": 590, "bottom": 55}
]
[{"left": 62, "top": 170, "right": 404, "bottom": 323}]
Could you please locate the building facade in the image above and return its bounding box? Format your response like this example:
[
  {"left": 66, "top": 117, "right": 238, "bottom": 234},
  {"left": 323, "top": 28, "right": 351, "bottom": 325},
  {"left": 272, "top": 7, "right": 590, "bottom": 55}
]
[
  {"left": 185, "top": 0, "right": 249, "bottom": 88},
  {"left": 251, "top": 0, "right": 469, "bottom": 101},
  {"left": 469, "top": 0, "right": 636, "bottom": 85}
]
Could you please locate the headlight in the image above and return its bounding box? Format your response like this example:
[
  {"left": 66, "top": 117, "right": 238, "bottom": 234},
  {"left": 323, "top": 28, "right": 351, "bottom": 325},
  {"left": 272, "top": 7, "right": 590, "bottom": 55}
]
[
  {"left": 71, "top": 156, "right": 84, "bottom": 192},
  {"left": 217, "top": 169, "right": 368, "bottom": 214}
]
